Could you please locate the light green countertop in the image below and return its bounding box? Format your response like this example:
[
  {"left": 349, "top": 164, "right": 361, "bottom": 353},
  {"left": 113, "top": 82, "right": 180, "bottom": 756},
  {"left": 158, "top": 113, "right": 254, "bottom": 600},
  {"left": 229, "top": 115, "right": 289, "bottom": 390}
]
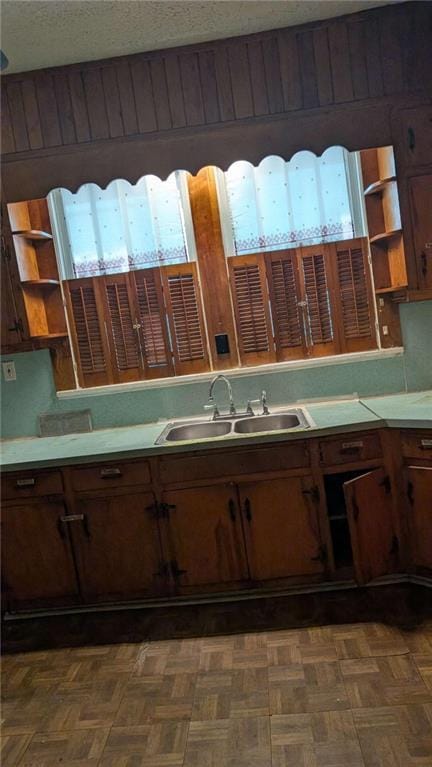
[{"left": 1, "top": 391, "right": 431, "bottom": 472}]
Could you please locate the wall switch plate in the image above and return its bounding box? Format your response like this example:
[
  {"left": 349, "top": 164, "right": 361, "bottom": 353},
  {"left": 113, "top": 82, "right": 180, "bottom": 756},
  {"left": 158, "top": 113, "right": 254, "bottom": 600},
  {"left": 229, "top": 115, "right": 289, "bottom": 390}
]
[{"left": 2, "top": 361, "right": 16, "bottom": 381}]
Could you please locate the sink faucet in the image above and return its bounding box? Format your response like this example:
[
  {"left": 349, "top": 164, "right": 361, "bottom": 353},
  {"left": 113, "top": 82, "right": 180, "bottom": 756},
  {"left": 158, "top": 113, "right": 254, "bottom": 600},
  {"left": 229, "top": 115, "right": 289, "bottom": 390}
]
[{"left": 204, "top": 375, "right": 236, "bottom": 420}]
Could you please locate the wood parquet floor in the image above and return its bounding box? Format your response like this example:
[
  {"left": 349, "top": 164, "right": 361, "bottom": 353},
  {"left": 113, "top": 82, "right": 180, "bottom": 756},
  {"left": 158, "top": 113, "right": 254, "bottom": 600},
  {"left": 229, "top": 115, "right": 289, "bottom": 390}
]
[{"left": 1, "top": 586, "right": 432, "bottom": 766}]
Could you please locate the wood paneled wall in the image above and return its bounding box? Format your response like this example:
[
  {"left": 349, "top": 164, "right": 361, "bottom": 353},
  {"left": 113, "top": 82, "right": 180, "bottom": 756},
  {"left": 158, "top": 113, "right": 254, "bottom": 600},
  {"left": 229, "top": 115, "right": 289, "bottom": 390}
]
[{"left": 2, "top": 2, "right": 430, "bottom": 162}]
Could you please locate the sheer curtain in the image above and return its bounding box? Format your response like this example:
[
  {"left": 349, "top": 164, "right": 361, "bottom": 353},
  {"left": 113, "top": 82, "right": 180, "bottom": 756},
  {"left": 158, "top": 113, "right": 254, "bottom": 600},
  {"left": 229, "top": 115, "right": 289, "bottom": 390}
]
[
  {"left": 48, "top": 171, "right": 196, "bottom": 280},
  {"left": 223, "top": 147, "right": 365, "bottom": 256}
]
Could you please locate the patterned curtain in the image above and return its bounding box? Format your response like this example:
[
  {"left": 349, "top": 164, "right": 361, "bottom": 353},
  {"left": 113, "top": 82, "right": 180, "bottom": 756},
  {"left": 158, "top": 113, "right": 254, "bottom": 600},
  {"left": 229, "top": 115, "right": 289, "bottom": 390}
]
[
  {"left": 49, "top": 172, "right": 193, "bottom": 279},
  {"left": 224, "top": 148, "right": 363, "bottom": 255}
]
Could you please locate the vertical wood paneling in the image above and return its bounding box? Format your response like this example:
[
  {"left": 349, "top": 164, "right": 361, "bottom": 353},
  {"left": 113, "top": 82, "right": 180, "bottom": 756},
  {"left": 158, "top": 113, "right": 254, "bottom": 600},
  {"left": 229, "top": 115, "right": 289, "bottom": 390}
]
[
  {"left": 68, "top": 71, "right": 91, "bottom": 142},
  {"left": 348, "top": 22, "right": 369, "bottom": 101},
  {"left": 165, "top": 56, "right": 187, "bottom": 128},
  {"left": 6, "top": 83, "right": 29, "bottom": 151},
  {"left": 277, "top": 29, "right": 302, "bottom": 111},
  {"left": 0, "top": 88, "right": 15, "bottom": 153},
  {"left": 36, "top": 73, "right": 62, "bottom": 147},
  {"left": 399, "top": 4, "right": 418, "bottom": 91},
  {"left": 214, "top": 47, "right": 235, "bottom": 121},
  {"left": 198, "top": 50, "right": 220, "bottom": 124},
  {"left": 180, "top": 53, "right": 205, "bottom": 126},
  {"left": 130, "top": 59, "right": 157, "bottom": 134},
  {"left": 364, "top": 17, "right": 384, "bottom": 98},
  {"left": 228, "top": 44, "right": 254, "bottom": 119},
  {"left": 313, "top": 27, "right": 333, "bottom": 106},
  {"left": 149, "top": 59, "right": 172, "bottom": 130},
  {"left": 116, "top": 61, "right": 138, "bottom": 135},
  {"left": 328, "top": 22, "right": 354, "bottom": 103},
  {"left": 21, "top": 80, "right": 43, "bottom": 149},
  {"left": 83, "top": 69, "right": 109, "bottom": 140},
  {"left": 101, "top": 67, "right": 124, "bottom": 138},
  {"left": 53, "top": 72, "right": 77, "bottom": 145},
  {"left": 248, "top": 41, "right": 269, "bottom": 117},
  {"left": 262, "top": 37, "right": 284, "bottom": 114},
  {"left": 380, "top": 7, "right": 404, "bottom": 95},
  {"left": 297, "top": 31, "right": 319, "bottom": 109}
]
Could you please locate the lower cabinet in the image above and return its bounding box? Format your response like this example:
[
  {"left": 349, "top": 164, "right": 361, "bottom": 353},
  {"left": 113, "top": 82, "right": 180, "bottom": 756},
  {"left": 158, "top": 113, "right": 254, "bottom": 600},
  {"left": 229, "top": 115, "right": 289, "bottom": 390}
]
[
  {"left": 162, "top": 484, "right": 249, "bottom": 589},
  {"left": 406, "top": 465, "right": 432, "bottom": 572},
  {"left": 1, "top": 500, "right": 80, "bottom": 610},
  {"left": 343, "top": 468, "right": 397, "bottom": 584},
  {"left": 71, "top": 491, "right": 164, "bottom": 601},
  {"left": 162, "top": 474, "right": 325, "bottom": 592}
]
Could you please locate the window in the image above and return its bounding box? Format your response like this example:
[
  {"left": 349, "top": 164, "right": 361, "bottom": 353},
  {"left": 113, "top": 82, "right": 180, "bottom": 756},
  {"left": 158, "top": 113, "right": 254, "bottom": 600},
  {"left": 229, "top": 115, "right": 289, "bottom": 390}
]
[
  {"left": 48, "top": 171, "right": 196, "bottom": 280},
  {"left": 47, "top": 147, "right": 381, "bottom": 390},
  {"left": 222, "top": 148, "right": 365, "bottom": 255}
]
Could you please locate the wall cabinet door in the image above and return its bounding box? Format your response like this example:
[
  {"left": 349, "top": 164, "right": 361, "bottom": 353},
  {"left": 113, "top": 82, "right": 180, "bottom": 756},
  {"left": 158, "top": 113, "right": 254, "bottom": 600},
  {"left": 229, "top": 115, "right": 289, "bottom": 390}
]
[
  {"left": 71, "top": 491, "right": 164, "bottom": 602},
  {"left": 238, "top": 476, "right": 325, "bottom": 582},
  {"left": 406, "top": 466, "right": 432, "bottom": 572},
  {"left": 344, "top": 468, "right": 397, "bottom": 584},
  {"left": 408, "top": 175, "right": 432, "bottom": 290},
  {"left": 400, "top": 106, "right": 432, "bottom": 168},
  {"left": 1, "top": 501, "right": 79, "bottom": 609},
  {"left": 163, "top": 484, "right": 249, "bottom": 589}
]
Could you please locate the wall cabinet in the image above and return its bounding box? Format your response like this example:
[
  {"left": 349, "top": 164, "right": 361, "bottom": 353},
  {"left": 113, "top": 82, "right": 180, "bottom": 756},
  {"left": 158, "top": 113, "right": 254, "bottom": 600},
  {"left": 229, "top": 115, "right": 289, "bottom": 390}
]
[
  {"left": 400, "top": 105, "right": 432, "bottom": 168},
  {"left": 1, "top": 500, "right": 79, "bottom": 609},
  {"left": 408, "top": 174, "right": 432, "bottom": 290},
  {"left": 1, "top": 428, "right": 431, "bottom": 613}
]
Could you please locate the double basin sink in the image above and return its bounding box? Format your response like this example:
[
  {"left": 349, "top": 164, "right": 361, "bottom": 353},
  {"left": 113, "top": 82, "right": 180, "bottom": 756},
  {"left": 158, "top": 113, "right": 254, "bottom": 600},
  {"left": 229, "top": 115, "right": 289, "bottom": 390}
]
[{"left": 156, "top": 408, "right": 312, "bottom": 444}]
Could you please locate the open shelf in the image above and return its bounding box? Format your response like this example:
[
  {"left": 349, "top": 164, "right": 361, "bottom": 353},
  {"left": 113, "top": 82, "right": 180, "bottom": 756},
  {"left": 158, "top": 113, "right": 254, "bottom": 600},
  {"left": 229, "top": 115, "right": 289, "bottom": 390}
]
[
  {"left": 364, "top": 176, "right": 397, "bottom": 196},
  {"left": 22, "top": 279, "right": 60, "bottom": 286},
  {"left": 14, "top": 230, "right": 53, "bottom": 241},
  {"left": 30, "top": 333, "right": 68, "bottom": 340},
  {"left": 369, "top": 229, "right": 402, "bottom": 245},
  {"left": 375, "top": 284, "right": 408, "bottom": 295}
]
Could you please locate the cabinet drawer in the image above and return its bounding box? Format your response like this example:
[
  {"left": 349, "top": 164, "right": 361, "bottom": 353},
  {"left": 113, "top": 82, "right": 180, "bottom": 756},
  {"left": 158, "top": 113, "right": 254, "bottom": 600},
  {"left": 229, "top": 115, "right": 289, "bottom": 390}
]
[
  {"left": 71, "top": 460, "right": 151, "bottom": 492},
  {"left": 319, "top": 433, "right": 381, "bottom": 466},
  {"left": 2, "top": 470, "right": 63, "bottom": 500},
  {"left": 401, "top": 431, "right": 432, "bottom": 460},
  {"left": 159, "top": 442, "right": 309, "bottom": 485}
]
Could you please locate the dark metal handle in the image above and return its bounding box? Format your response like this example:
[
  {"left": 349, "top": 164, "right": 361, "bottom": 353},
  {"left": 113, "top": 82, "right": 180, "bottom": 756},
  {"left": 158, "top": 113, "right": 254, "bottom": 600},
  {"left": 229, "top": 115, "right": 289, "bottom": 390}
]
[
  {"left": 408, "top": 126, "right": 415, "bottom": 151},
  {"left": 419, "top": 439, "right": 432, "bottom": 450},
  {"left": 244, "top": 498, "right": 252, "bottom": 522},
  {"left": 171, "top": 559, "right": 187, "bottom": 578},
  {"left": 82, "top": 514, "right": 91, "bottom": 539},
  {"left": 100, "top": 468, "right": 122, "bottom": 478},
  {"left": 57, "top": 517, "right": 66, "bottom": 540},
  {"left": 228, "top": 498, "right": 236, "bottom": 522},
  {"left": 421, "top": 252, "right": 427, "bottom": 277},
  {"left": 159, "top": 502, "right": 176, "bottom": 518},
  {"left": 407, "top": 480, "right": 414, "bottom": 505},
  {"left": 8, "top": 318, "right": 24, "bottom": 333}
]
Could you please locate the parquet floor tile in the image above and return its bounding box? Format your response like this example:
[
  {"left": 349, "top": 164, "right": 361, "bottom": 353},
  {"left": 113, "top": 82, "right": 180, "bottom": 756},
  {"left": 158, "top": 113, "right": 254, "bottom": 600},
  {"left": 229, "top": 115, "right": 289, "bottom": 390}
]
[{"left": 1, "top": 585, "right": 431, "bottom": 766}]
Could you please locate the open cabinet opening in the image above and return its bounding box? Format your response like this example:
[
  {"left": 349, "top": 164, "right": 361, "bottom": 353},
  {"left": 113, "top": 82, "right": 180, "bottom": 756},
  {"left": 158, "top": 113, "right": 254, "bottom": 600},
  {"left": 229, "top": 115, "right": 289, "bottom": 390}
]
[{"left": 324, "top": 470, "right": 369, "bottom": 571}]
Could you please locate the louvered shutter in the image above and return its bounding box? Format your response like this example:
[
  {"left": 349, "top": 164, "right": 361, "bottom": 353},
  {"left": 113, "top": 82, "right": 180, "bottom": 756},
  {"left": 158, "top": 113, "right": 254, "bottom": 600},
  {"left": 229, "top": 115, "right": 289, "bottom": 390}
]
[
  {"left": 64, "top": 277, "right": 111, "bottom": 387},
  {"left": 228, "top": 254, "right": 275, "bottom": 365},
  {"left": 299, "top": 245, "right": 339, "bottom": 356},
  {"left": 132, "top": 268, "right": 174, "bottom": 378},
  {"left": 332, "top": 238, "right": 377, "bottom": 352},
  {"left": 101, "top": 273, "right": 144, "bottom": 383},
  {"left": 265, "top": 250, "right": 306, "bottom": 361},
  {"left": 160, "top": 263, "right": 210, "bottom": 375}
]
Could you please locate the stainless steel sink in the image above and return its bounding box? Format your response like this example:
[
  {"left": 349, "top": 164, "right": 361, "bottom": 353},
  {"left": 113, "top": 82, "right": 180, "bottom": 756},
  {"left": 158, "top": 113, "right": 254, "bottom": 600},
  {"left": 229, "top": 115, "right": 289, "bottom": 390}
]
[
  {"left": 155, "top": 408, "right": 312, "bottom": 444},
  {"left": 234, "top": 412, "right": 304, "bottom": 434},
  {"left": 159, "top": 420, "right": 232, "bottom": 443}
]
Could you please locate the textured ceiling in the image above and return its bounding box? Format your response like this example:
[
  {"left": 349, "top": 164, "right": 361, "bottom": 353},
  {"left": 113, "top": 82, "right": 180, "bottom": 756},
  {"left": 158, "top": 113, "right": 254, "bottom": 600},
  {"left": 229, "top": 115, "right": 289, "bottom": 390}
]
[{"left": 1, "top": 0, "right": 401, "bottom": 75}]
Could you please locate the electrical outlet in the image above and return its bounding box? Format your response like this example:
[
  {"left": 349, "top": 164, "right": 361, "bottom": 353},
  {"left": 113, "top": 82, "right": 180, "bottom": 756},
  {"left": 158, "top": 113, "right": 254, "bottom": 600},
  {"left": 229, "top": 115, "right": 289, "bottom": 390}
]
[
  {"left": 2, "top": 361, "right": 16, "bottom": 381},
  {"left": 382, "top": 325, "right": 389, "bottom": 336}
]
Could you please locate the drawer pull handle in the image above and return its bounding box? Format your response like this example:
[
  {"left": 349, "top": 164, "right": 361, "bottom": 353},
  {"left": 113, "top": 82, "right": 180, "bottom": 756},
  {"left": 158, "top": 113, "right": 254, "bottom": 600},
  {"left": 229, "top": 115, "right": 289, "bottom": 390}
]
[
  {"left": 60, "top": 514, "right": 84, "bottom": 522},
  {"left": 100, "top": 468, "right": 122, "bottom": 478},
  {"left": 340, "top": 441, "right": 363, "bottom": 455},
  {"left": 420, "top": 439, "right": 432, "bottom": 450},
  {"left": 16, "top": 478, "right": 35, "bottom": 487}
]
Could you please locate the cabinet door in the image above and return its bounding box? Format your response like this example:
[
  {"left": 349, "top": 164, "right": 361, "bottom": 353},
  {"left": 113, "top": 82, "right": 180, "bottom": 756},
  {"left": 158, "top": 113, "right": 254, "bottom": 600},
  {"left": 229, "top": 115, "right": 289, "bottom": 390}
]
[
  {"left": 406, "top": 466, "right": 432, "bottom": 571},
  {"left": 238, "top": 476, "right": 325, "bottom": 582},
  {"left": 163, "top": 484, "right": 248, "bottom": 589},
  {"left": 1, "top": 501, "right": 79, "bottom": 608},
  {"left": 344, "top": 468, "right": 396, "bottom": 584},
  {"left": 409, "top": 175, "right": 432, "bottom": 290},
  {"left": 71, "top": 492, "right": 163, "bottom": 601}
]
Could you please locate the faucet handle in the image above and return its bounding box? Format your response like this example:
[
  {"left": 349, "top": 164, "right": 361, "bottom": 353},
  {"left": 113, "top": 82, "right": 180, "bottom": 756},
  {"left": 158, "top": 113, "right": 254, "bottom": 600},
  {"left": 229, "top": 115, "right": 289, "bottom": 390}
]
[
  {"left": 246, "top": 399, "right": 260, "bottom": 416},
  {"left": 261, "top": 390, "right": 269, "bottom": 415}
]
